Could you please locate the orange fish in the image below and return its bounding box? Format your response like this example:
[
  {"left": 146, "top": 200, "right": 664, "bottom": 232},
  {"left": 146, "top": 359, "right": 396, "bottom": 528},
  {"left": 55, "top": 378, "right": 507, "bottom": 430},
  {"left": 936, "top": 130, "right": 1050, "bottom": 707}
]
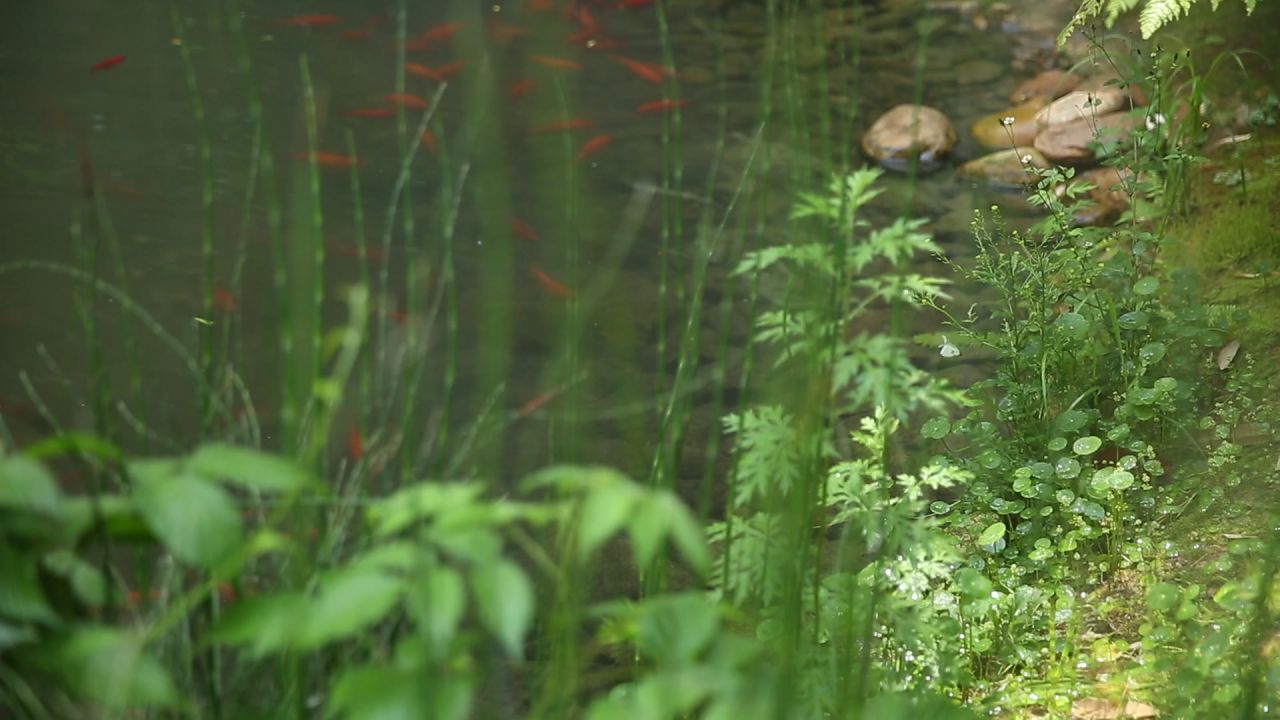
[
  {"left": 530, "top": 54, "right": 582, "bottom": 71},
  {"left": 274, "top": 14, "right": 342, "bottom": 27},
  {"left": 530, "top": 0, "right": 556, "bottom": 12},
  {"left": 421, "top": 130, "right": 437, "bottom": 154},
  {"left": 509, "top": 78, "right": 537, "bottom": 100},
  {"left": 90, "top": 55, "right": 126, "bottom": 73},
  {"left": 609, "top": 55, "right": 669, "bottom": 83},
  {"left": 575, "top": 133, "right": 613, "bottom": 162},
  {"left": 213, "top": 286, "right": 238, "bottom": 312},
  {"left": 530, "top": 264, "right": 573, "bottom": 298},
  {"left": 529, "top": 117, "right": 596, "bottom": 133},
  {"left": 341, "top": 28, "right": 373, "bottom": 40},
  {"left": 292, "top": 151, "right": 364, "bottom": 168},
  {"left": 577, "top": 5, "right": 601, "bottom": 35},
  {"left": 347, "top": 426, "right": 365, "bottom": 460},
  {"left": 327, "top": 239, "right": 386, "bottom": 261},
  {"left": 510, "top": 217, "right": 540, "bottom": 243},
  {"left": 217, "top": 581, "right": 237, "bottom": 604},
  {"left": 341, "top": 107, "right": 394, "bottom": 118},
  {"left": 385, "top": 92, "right": 429, "bottom": 110},
  {"left": 406, "top": 62, "right": 465, "bottom": 82},
  {"left": 637, "top": 98, "right": 687, "bottom": 114},
  {"left": 401, "top": 22, "right": 463, "bottom": 51},
  {"left": 488, "top": 19, "right": 530, "bottom": 42},
  {"left": 514, "top": 387, "right": 564, "bottom": 418}
]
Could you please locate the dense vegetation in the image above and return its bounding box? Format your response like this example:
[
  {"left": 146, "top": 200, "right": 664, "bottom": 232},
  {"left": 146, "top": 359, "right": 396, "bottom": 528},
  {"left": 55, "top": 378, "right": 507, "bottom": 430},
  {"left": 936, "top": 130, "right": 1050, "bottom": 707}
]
[{"left": 1, "top": 0, "right": 1277, "bottom": 718}]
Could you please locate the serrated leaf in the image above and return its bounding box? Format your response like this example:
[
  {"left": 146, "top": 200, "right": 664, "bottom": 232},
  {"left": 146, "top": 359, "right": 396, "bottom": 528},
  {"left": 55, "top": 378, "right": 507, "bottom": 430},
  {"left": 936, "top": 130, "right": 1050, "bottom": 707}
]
[
  {"left": 636, "top": 593, "right": 720, "bottom": 666},
  {"left": 130, "top": 463, "right": 243, "bottom": 570},
  {"left": 188, "top": 443, "right": 310, "bottom": 493},
  {"left": 0, "top": 455, "right": 62, "bottom": 517},
  {"left": 470, "top": 559, "right": 533, "bottom": 659},
  {"left": 209, "top": 593, "right": 306, "bottom": 656},
  {"left": 35, "top": 626, "right": 177, "bottom": 709},
  {"left": 405, "top": 564, "right": 465, "bottom": 655},
  {"left": 329, "top": 663, "right": 471, "bottom": 720},
  {"left": 296, "top": 567, "right": 404, "bottom": 650},
  {"left": 657, "top": 492, "right": 710, "bottom": 577},
  {"left": 0, "top": 541, "right": 58, "bottom": 624},
  {"left": 42, "top": 550, "right": 106, "bottom": 607},
  {"left": 578, "top": 481, "right": 639, "bottom": 560},
  {"left": 628, "top": 494, "right": 667, "bottom": 571}
]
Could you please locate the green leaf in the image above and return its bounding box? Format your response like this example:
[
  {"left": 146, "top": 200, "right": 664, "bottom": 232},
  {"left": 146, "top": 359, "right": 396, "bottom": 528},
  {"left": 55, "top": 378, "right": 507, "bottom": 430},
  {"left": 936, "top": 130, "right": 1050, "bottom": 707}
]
[
  {"left": 636, "top": 593, "right": 720, "bottom": 666},
  {"left": 296, "top": 567, "right": 404, "bottom": 650},
  {"left": 1133, "top": 276, "right": 1160, "bottom": 295},
  {"left": 921, "top": 417, "right": 951, "bottom": 440},
  {"left": 1147, "top": 582, "right": 1181, "bottom": 611},
  {"left": 0, "top": 619, "right": 37, "bottom": 649},
  {"left": 953, "top": 568, "right": 993, "bottom": 599},
  {"left": 210, "top": 593, "right": 306, "bottom": 656},
  {"left": 42, "top": 550, "right": 106, "bottom": 607},
  {"left": 34, "top": 626, "right": 177, "bottom": 709},
  {"left": 578, "top": 481, "right": 639, "bottom": 560},
  {"left": 329, "top": 659, "right": 472, "bottom": 720},
  {"left": 470, "top": 559, "right": 533, "bottom": 659},
  {"left": 628, "top": 494, "right": 667, "bottom": 571},
  {"left": 0, "top": 541, "right": 58, "bottom": 624},
  {"left": 1053, "top": 409, "right": 1089, "bottom": 433},
  {"left": 0, "top": 455, "right": 62, "bottom": 517},
  {"left": 1054, "top": 312, "right": 1089, "bottom": 338},
  {"left": 657, "top": 492, "right": 711, "bottom": 577},
  {"left": 978, "top": 522, "right": 1006, "bottom": 547},
  {"left": 1072, "top": 436, "right": 1103, "bottom": 456},
  {"left": 188, "top": 443, "right": 311, "bottom": 493},
  {"left": 130, "top": 462, "right": 244, "bottom": 570},
  {"left": 405, "top": 564, "right": 465, "bottom": 655}
]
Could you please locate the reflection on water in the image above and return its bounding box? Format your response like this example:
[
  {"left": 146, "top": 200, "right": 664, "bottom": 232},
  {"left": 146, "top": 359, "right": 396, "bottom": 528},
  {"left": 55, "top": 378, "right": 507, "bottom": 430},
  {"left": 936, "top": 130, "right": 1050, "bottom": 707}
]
[{"left": 0, "top": 0, "right": 1065, "bottom": 487}]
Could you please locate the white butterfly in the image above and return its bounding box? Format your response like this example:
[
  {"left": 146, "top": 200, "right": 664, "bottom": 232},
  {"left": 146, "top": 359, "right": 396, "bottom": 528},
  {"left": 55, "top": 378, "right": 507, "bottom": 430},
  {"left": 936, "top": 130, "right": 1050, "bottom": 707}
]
[{"left": 939, "top": 336, "right": 960, "bottom": 358}]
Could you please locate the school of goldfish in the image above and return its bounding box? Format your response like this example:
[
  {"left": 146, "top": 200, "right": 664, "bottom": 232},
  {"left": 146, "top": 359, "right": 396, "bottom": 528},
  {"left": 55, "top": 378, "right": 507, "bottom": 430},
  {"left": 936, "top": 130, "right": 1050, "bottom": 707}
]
[{"left": 85, "top": 0, "right": 679, "bottom": 445}]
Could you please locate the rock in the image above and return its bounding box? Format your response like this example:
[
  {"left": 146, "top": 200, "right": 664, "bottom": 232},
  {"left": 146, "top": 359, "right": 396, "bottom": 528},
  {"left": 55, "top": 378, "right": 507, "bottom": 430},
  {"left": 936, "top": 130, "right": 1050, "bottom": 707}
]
[
  {"left": 1058, "top": 167, "right": 1133, "bottom": 225},
  {"left": 954, "top": 59, "right": 1005, "bottom": 84},
  {"left": 970, "top": 97, "right": 1048, "bottom": 150},
  {"left": 1034, "top": 87, "right": 1138, "bottom": 128},
  {"left": 958, "top": 147, "right": 1050, "bottom": 187},
  {"left": 1009, "top": 69, "right": 1080, "bottom": 103},
  {"left": 861, "top": 104, "right": 957, "bottom": 173},
  {"left": 1033, "top": 111, "right": 1144, "bottom": 164}
]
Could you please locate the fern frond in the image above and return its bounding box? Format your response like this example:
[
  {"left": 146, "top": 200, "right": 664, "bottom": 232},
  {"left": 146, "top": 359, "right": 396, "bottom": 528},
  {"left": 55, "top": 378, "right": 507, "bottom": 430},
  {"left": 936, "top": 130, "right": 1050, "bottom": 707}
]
[
  {"left": 1058, "top": 0, "right": 1107, "bottom": 46},
  {"left": 1139, "top": 0, "right": 1193, "bottom": 37},
  {"left": 1105, "top": 0, "right": 1144, "bottom": 25}
]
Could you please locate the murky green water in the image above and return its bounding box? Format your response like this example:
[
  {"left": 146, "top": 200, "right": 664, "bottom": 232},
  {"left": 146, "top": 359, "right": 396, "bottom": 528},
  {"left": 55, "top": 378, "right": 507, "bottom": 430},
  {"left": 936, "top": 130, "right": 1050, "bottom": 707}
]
[{"left": 0, "top": 0, "right": 1065, "bottom": 487}]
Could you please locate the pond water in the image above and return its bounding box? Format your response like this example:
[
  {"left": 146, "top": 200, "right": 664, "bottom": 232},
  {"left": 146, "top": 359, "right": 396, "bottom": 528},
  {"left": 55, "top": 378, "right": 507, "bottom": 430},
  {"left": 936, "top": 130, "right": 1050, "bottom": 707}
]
[{"left": 0, "top": 0, "right": 1070, "bottom": 492}]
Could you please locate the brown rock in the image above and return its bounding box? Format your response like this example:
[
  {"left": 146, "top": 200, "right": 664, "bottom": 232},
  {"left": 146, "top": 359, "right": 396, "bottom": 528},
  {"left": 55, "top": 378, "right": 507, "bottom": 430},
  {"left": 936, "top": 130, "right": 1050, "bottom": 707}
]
[
  {"left": 861, "top": 104, "right": 957, "bottom": 173},
  {"left": 1009, "top": 69, "right": 1081, "bottom": 103},
  {"left": 1034, "top": 88, "right": 1138, "bottom": 128},
  {"left": 1057, "top": 167, "right": 1134, "bottom": 225},
  {"left": 1033, "top": 111, "right": 1144, "bottom": 164},
  {"left": 970, "top": 97, "right": 1048, "bottom": 150},
  {"left": 958, "top": 147, "right": 1050, "bottom": 187}
]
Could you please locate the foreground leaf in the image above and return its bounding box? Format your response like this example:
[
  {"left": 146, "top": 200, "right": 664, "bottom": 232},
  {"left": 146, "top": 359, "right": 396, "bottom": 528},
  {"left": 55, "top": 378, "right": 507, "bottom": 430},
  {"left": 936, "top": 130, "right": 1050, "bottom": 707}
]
[
  {"left": 189, "top": 443, "right": 311, "bottom": 493},
  {"left": 470, "top": 559, "right": 533, "bottom": 659},
  {"left": 33, "top": 626, "right": 177, "bottom": 709},
  {"left": 130, "top": 462, "right": 243, "bottom": 569}
]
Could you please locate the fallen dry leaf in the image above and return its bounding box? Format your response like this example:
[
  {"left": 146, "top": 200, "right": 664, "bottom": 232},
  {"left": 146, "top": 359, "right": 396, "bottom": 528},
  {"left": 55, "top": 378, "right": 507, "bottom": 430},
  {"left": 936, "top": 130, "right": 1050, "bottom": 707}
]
[
  {"left": 1072, "top": 697, "right": 1159, "bottom": 719},
  {"left": 1217, "top": 339, "right": 1241, "bottom": 370}
]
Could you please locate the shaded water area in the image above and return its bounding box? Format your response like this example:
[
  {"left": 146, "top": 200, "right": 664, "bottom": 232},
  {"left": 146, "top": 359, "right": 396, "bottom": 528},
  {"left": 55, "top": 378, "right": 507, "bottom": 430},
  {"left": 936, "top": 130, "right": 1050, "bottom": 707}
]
[{"left": 0, "top": 0, "right": 1068, "bottom": 502}]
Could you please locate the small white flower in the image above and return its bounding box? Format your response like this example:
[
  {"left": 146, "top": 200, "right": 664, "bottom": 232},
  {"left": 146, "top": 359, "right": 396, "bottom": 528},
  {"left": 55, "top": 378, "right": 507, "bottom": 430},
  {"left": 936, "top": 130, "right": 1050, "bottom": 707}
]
[
  {"left": 1145, "top": 112, "right": 1167, "bottom": 131},
  {"left": 1000, "top": 116, "right": 1016, "bottom": 127},
  {"left": 939, "top": 336, "right": 960, "bottom": 358}
]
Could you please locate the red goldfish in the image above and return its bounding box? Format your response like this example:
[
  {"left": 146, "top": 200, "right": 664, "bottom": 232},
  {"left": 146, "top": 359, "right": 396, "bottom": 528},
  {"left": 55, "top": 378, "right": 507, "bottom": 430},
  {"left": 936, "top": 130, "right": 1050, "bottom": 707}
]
[
  {"left": 213, "top": 286, "right": 238, "bottom": 312},
  {"left": 529, "top": 117, "right": 596, "bottom": 133},
  {"left": 273, "top": 14, "right": 342, "bottom": 27},
  {"left": 575, "top": 134, "right": 613, "bottom": 162},
  {"left": 510, "top": 217, "right": 540, "bottom": 243},
  {"left": 90, "top": 55, "right": 126, "bottom": 73},
  {"left": 636, "top": 98, "right": 687, "bottom": 114},
  {"left": 292, "top": 151, "right": 364, "bottom": 168},
  {"left": 384, "top": 93, "right": 429, "bottom": 110},
  {"left": 530, "top": 54, "right": 582, "bottom": 71},
  {"left": 347, "top": 426, "right": 365, "bottom": 460},
  {"left": 609, "top": 55, "right": 670, "bottom": 83},
  {"left": 509, "top": 79, "right": 537, "bottom": 100},
  {"left": 530, "top": 264, "right": 573, "bottom": 298},
  {"left": 421, "top": 130, "right": 438, "bottom": 154}
]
